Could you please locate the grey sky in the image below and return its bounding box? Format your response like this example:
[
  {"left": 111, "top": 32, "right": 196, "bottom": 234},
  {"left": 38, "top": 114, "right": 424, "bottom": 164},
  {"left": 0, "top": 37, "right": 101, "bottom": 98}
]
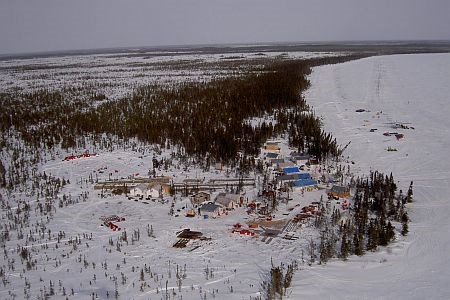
[{"left": 0, "top": 0, "right": 449, "bottom": 54}]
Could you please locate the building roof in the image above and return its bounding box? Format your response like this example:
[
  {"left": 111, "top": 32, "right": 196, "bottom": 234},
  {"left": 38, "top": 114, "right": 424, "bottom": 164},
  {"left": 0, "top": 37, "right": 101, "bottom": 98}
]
[
  {"left": 270, "top": 158, "right": 285, "bottom": 164},
  {"left": 133, "top": 183, "right": 149, "bottom": 191},
  {"left": 292, "top": 179, "right": 317, "bottom": 187},
  {"left": 291, "top": 155, "right": 311, "bottom": 161},
  {"left": 283, "top": 167, "right": 300, "bottom": 174},
  {"left": 200, "top": 202, "right": 221, "bottom": 213},
  {"left": 290, "top": 151, "right": 310, "bottom": 157},
  {"left": 298, "top": 173, "right": 311, "bottom": 180},
  {"left": 265, "top": 143, "right": 281, "bottom": 150},
  {"left": 276, "top": 174, "right": 300, "bottom": 182},
  {"left": 278, "top": 161, "right": 295, "bottom": 169},
  {"left": 149, "top": 176, "right": 171, "bottom": 184},
  {"left": 183, "top": 178, "right": 203, "bottom": 183},
  {"left": 215, "top": 193, "right": 240, "bottom": 207},
  {"left": 149, "top": 183, "right": 162, "bottom": 191},
  {"left": 194, "top": 191, "right": 210, "bottom": 198},
  {"left": 266, "top": 152, "right": 279, "bottom": 159},
  {"left": 331, "top": 185, "right": 349, "bottom": 193},
  {"left": 191, "top": 192, "right": 210, "bottom": 204}
]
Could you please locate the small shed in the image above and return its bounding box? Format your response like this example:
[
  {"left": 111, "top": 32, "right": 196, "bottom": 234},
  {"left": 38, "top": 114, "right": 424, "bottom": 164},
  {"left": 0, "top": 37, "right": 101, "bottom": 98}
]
[
  {"left": 265, "top": 142, "right": 280, "bottom": 151},
  {"left": 161, "top": 183, "right": 171, "bottom": 195},
  {"left": 308, "top": 157, "right": 319, "bottom": 165},
  {"left": 215, "top": 193, "right": 240, "bottom": 209},
  {"left": 147, "top": 184, "right": 161, "bottom": 198},
  {"left": 191, "top": 192, "right": 211, "bottom": 206},
  {"left": 328, "top": 185, "right": 350, "bottom": 198},
  {"left": 129, "top": 183, "right": 149, "bottom": 197}
]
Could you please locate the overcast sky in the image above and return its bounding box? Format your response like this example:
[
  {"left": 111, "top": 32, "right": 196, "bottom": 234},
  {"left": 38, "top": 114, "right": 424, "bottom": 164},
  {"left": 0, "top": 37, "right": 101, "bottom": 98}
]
[{"left": 0, "top": 0, "right": 449, "bottom": 54}]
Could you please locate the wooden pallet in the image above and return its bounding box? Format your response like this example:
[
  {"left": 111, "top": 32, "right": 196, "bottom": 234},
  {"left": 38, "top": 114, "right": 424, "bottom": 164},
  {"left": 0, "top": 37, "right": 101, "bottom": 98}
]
[{"left": 173, "top": 238, "right": 189, "bottom": 248}]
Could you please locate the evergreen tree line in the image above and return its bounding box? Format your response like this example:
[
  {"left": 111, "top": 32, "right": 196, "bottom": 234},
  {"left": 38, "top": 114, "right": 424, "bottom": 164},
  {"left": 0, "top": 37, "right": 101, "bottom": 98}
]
[
  {"left": 0, "top": 54, "right": 365, "bottom": 169},
  {"left": 338, "top": 172, "right": 411, "bottom": 259},
  {"left": 261, "top": 261, "right": 297, "bottom": 300}
]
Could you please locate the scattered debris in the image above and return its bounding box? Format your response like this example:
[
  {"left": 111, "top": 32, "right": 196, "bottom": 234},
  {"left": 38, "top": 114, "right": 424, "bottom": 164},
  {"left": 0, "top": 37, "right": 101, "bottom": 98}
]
[
  {"left": 101, "top": 221, "right": 121, "bottom": 231},
  {"left": 176, "top": 228, "right": 203, "bottom": 239},
  {"left": 63, "top": 153, "right": 97, "bottom": 161},
  {"left": 189, "top": 245, "right": 201, "bottom": 252},
  {"left": 282, "top": 234, "right": 299, "bottom": 240},
  {"left": 186, "top": 209, "right": 196, "bottom": 217},
  {"left": 395, "top": 133, "right": 404, "bottom": 140},
  {"left": 100, "top": 215, "right": 125, "bottom": 222}
]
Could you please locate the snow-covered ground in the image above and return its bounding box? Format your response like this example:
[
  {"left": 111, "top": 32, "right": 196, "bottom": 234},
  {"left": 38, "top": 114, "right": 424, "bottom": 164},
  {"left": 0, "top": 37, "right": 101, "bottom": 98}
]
[
  {"left": 1, "top": 144, "right": 332, "bottom": 299},
  {"left": 2, "top": 51, "right": 449, "bottom": 299},
  {"left": 292, "top": 53, "right": 450, "bottom": 299},
  {"left": 0, "top": 49, "right": 347, "bottom": 300},
  {"left": 0, "top": 50, "right": 341, "bottom": 100}
]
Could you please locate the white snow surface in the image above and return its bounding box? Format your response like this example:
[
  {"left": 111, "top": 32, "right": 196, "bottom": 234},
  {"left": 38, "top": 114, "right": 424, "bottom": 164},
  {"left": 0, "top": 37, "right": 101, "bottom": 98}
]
[{"left": 291, "top": 53, "right": 450, "bottom": 299}]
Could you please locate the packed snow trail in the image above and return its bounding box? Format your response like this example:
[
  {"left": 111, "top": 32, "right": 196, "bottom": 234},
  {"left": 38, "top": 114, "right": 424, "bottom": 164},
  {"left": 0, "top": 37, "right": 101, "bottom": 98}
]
[{"left": 291, "top": 53, "right": 450, "bottom": 299}]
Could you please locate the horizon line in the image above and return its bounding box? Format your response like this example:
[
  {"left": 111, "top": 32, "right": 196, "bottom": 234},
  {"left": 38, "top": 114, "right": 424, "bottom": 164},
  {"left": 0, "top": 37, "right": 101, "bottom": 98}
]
[{"left": 2, "top": 38, "right": 450, "bottom": 59}]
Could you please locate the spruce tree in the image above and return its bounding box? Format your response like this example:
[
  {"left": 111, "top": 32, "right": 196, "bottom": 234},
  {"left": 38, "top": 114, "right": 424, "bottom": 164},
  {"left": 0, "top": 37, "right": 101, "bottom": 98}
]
[
  {"left": 379, "top": 218, "right": 388, "bottom": 246},
  {"left": 340, "top": 232, "right": 349, "bottom": 260},
  {"left": 406, "top": 181, "right": 414, "bottom": 203},
  {"left": 386, "top": 221, "right": 395, "bottom": 242},
  {"left": 401, "top": 212, "right": 409, "bottom": 236},
  {"left": 353, "top": 232, "right": 364, "bottom": 256}
]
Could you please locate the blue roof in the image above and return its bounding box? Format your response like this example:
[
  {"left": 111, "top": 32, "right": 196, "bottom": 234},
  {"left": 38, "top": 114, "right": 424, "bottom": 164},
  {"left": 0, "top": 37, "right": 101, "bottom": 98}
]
[
  {"left": 298, "top": 173, "right": 311, "bottom": 180},
  {"left": 292, "top": 179, "right": 317, "bottom": 187},
  {"left": 283, "top": 167, "right": 300, "bottom": 174}
]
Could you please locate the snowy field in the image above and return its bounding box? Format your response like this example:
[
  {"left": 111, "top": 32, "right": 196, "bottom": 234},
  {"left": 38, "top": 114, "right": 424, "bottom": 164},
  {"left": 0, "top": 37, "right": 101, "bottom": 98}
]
[
  {"left": 292, "top": 53, "right": 450, "bottom": 299},
  {"left": 0, "top": 50, "right": 340, "bottom": 100}
]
